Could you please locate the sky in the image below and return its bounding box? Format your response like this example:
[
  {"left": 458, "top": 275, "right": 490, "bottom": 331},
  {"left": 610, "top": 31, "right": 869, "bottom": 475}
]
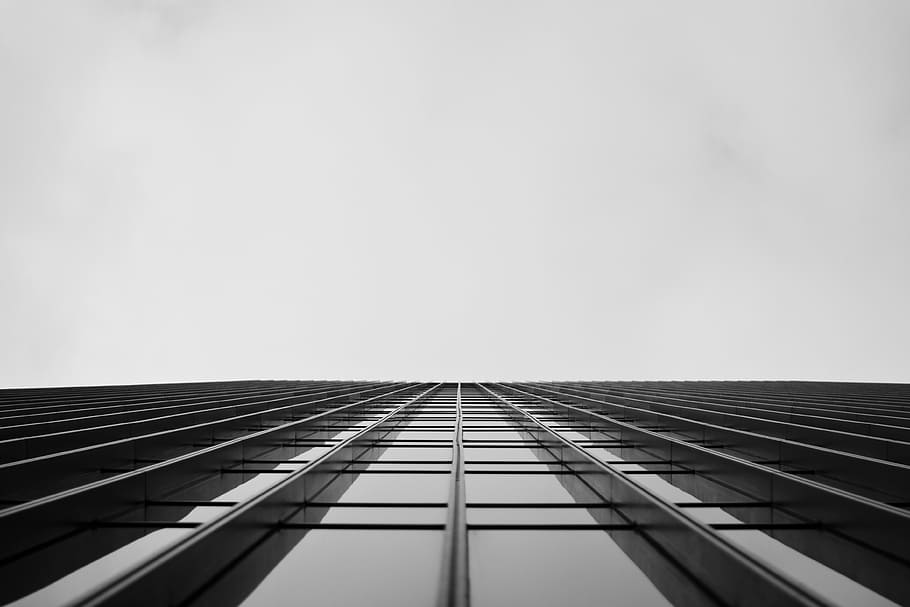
[{"left": 1, "top": 1, "right": 909, "bottom": 386}]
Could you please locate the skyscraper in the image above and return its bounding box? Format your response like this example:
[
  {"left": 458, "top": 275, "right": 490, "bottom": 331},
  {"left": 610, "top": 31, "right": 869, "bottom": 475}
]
[{"left": 0, "top": 380, "right": 908, "bottom": 606}]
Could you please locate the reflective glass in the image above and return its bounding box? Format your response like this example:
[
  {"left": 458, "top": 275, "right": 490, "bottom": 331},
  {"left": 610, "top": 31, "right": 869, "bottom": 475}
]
[
  {"left": 719, "top": 530, "right": 898, "bottom": 607},
  {"left": 374, "top": 447, "right": 451, "bottom": 461},
  {"left": 315, "top": 506, "right": 446, "bottom": 524},
  {"left": 466, "top": 474, "right": 584, "bottom": 503},
  {"left": 7, "top": 529, "right": 193, "bottom": 607},
  {"left": 363, "top": 461, "right": 451, "bottom": 472},
  {"left": 241, "top": 531, "right": 442, "bottom": 607},
  {"left": 332, "top": 472, "right": 449, "bottom": 503},
  {"left": 600, "top": 455, "right": 899, "bottom": 607},
  {"left": 464, "top": 447, "right": 539, "bottom": 461},
  {"left": 469, "top": 530, "right": 672, "bottom": 607},
  {"left": 464, "top": 431, "right": 526, "bottom": 441},
  {"left": 467, "top": 507, "right": 604, "bottom": 524},
  {"left": 465, "top": 463, "right": 554, "bottom": 472},
  {"left": 382, "top": 431, "right": 451, "bottom": 440}
]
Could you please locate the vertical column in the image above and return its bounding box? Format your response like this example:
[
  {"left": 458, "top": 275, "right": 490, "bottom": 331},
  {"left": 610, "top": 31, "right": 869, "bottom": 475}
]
[{"left": 437, "top": 382, "right": 469, "bottom": 607}]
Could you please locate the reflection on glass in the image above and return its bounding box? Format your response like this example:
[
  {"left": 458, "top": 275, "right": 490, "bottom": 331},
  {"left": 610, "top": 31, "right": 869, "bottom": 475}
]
[
  {"left": 6, "top": 529, "right": 193, "bottom": 607},
  {"left": 317, "top": 506, "right": 446, "bottom": 524},
  {"left": 463, "top": 420, "right": 515, "bottom": 427},
  {"left": 6, "top": 444, "right": 325, "bottom": 605},
  {"left": 332, "top": 473, "right": 449, "bottom": 503},
  {"left": 363, "top": 461, "right": 451, "bottom": 472},
  {"left": 467, "top": 507, "right": 603, "bottom": 525},
  {"left": 719, "top": 530, "right": 898, "bottom": 607},
  {"left": 465, "top": 447, "right": 539, "bottom": 461},
  {"left": 465, "top": 463, "right": 554, "bottom": 472},
  {"left": 378, "top": 431, "right": 450, "bottom": 441},
  {"left": 374, "top": 447, "right": 451, "bottom": 461},
  {"left": 469, "top": 530, "right": 672, "bottom": 607},
  {"left": 241, "top": 531, "right": 442, "bottom": 607},
  {"left": 466, "top": 474, "right": 590, "bottom": 504},
  {"left": 590, "top": 449, "right": 899, "bottom": 607},
  {"left": 464, "top": 431, "right": 526, "bottom": 441}
]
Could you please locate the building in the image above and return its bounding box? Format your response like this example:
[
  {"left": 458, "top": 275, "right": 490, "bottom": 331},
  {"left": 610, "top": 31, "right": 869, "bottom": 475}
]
[{"left": 0, "top": 380, "right": 908, "bottom": 606}]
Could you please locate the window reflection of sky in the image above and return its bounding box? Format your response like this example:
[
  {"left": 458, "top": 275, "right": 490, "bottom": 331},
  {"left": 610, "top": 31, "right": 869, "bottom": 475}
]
[
  {"left": 240, "top": 530, "right": 442, "bottom": 607},
  {"left": 470, "top": 530, "right": 672, "bottom": 607}
]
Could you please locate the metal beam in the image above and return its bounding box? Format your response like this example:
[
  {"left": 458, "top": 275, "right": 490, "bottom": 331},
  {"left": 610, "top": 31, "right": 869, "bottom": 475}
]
[{"left": 437, "top": 382, "right": 469, "bottom": 607}]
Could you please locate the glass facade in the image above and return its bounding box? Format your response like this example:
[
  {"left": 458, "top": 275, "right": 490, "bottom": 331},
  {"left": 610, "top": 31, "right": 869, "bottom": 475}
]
[{"left": 0, "top": 380, "right": 908, "bottom": 606}]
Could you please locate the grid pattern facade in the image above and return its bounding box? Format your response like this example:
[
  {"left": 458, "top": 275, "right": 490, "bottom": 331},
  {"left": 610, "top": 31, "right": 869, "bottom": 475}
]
[{"left": 0, "top": 380, "right": 909, "bottom": 606}]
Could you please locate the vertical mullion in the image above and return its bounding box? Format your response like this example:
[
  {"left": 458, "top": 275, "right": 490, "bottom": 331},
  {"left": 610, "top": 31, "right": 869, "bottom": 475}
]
[{"left": 437, "top": 383, "right": 469, "bottom": 607}]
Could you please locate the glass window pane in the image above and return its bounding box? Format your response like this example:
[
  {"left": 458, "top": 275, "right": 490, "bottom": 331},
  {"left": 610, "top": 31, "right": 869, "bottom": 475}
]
[
  {"left": 374, "top": 447, "right": 451, "bottom": 461},
  {"left": 467, "top": 507, "right": 605, "bottom": 525},
  {"left": 384, "top": 431, "right": 452, "bottom": 441},
  {"left": 465, "top": 447, "right": 539, "bottom": 461},
  {"left": 332, "top": 473, "right": 449, "bottom": 503},
  {"left": 241, "top": 531, "right": 442, "bottom": 607},
  {"left": 363, "top": 462, "right": 451, "bottom": 472},
  {"left": 466, "top": 474, "right": 590, "bottom": 503},
  {"left": 7, "top": 529, "right": 193, "bottom": 607},
  {"left": 463, "top": 420, "right": 515, "bottom": 427},
  {"left": 469, "top": 530, "right": 671, "bottom": 607},
  {"left": 719, "top": 530, "right": 898, "bottom": 607},
  {"left": 464, "top": 431, "right": 526, "bottom": 441},
  {"left": 466, "top": 463, "right": 554, "bottom": 472},
  {"left": 316, "top": 506, "right": 446, "bottom": 524}
]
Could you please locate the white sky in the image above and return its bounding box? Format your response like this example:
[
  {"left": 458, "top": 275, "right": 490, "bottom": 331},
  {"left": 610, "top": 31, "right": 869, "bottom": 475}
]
[{"left": 1, "top": 1, "right": 909, "bottom": 386}]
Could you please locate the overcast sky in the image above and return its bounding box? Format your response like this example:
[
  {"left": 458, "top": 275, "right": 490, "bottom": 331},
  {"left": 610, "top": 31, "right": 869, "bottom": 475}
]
[{"left": 1, "top": 1, "right": 909, "bottom": 387}]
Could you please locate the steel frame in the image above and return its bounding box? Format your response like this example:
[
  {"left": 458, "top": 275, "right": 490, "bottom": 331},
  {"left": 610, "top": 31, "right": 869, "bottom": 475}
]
[{"left": 0, "top": 380, "right": 907, "bottom": 607}]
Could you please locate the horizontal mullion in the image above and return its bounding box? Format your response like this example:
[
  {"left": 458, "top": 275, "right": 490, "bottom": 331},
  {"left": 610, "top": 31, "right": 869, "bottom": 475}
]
[
  {"left": 279, "top": 522, "right": 445, "bottom": 530},
  {"left": 0, "top": 385, "right": 407, "bottom": 503},
  {"left": 0, "top": 381, "right": 313, "bottom": 411},
  {"left": 589, "top": 384, "right": 910, "bottom": 426},
  {"left": 0, "top": 383, "right": 392, "bottom": 463},
  {"left": 467, "top": 502, "right": 611, "bottom": 508},
  {"left": 521, "top": 383, "right": 910, "bottom": 504},
  {"left": 543, "top": 383, "right": 910, "bottom": 462},
  {"left": 0, "top": 382, "right": 340, "bottom": 427},
  {"left": 467, "top": 523, "right": 635, "bottom": 530}
]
